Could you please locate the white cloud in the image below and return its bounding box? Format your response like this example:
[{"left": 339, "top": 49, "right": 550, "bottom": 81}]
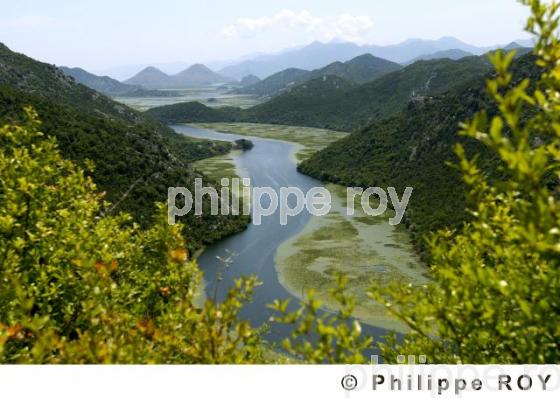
[{"left": 222, "top": 9, "right": 374, "bottom": 43}]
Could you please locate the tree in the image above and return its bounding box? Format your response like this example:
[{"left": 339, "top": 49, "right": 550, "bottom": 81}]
[
  {"left": 371, "top": 0, "right": 560, "bottom": 363},
  {"left": 0, "top": 109, "right": 263, "bottom": 363}
]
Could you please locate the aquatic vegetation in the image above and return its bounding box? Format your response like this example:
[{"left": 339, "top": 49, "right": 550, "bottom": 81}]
[
  {"left": 275, "top": 184, "right": 427, "bottom": 332},
  {"left": 192, "top": 122, "right": 348, "bottom": 162}
]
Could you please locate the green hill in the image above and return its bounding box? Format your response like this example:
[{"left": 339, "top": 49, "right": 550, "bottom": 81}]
[
  {"left": 243, "top": 55, "right": 492, "bottom": 131},
  {"left": 0, "top": 42, "right": 247, "bottom": 248},
  {"left": 236, "top": 54, "right": 401, "bottom": 98},
  {"left": 304, "top": 54, "right": 402, "bottom": 84},
  {"left": 240, "top": 74, "right": 261, "bottom": 86},
  {"left": 298, "top": 54, "right": 539, "bottom": 257},
  {"left": 60, "top": 66, "right": 140, "bottom": 95},
  {"left": 145, "top": 101, "right": 240, "bottom": 124}
]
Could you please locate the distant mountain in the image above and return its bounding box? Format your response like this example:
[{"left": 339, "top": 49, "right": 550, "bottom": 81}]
[
  {"left": 94, "top": 61, "right": 191, "bottom": 81},
  {"left": 504, "top": 41, "right": 523, "bottom": 50},
  {"left": 240, "top": 74, "right": 261, "bottom": 86},
  {"left": 60, "top": 66, "right": 140, "bottom": 95},
  {"left": 218, "top": 37, "right": 496, "bottom": 79},
  {"left": 513, "top": 38, "right": 535, "bottom": 48},
  {"left": 173, "top": 63, "right": 233, "bottom": 86},
  {"left": 501, "top": 41, "right": 534, "bottom": 53},
  {"left": 124, "top": 66, "right": 172, "bottom": 88},
  {"left": 219, "top": 41, "right": 363, "bottom": 79},
  {"left": 236, "top": 54, "right": 401, "bottom": 97},
  {"left": 305, "top": 54, "right": 402, "bottom": 84},
  {"left": 409, "top": 49, "right": 473, "bottom": 63},
  {"left": 124, "top": 64, "right": 233, "bottom": 88},
  {"left": 235, "top": 68, "right": 310, "bottom": 97}
]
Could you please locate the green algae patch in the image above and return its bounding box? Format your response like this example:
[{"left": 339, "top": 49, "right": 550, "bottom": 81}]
[{"left": 275, "top": 183, "right": 429, "bottom": 333}]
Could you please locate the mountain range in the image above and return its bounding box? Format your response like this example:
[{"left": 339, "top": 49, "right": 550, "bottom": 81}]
[
  {"left": 407, "top": 49, "right": 474, "bottom": 64},
  {"left": 236, "top": 54, "right": 402, "bottom": 97},
  {"left": 124, "top": 64, "right": 234, "bottom": 88},
  {"left": 217, "top": 37, "right": 533, "bottom": 79}
]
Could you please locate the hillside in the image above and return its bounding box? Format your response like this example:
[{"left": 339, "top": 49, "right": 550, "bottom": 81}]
[
  {"left": 236, "top": 54, "right": 401, "bottom": 97},
  {"left": 145, "top": 101, "right": 240, "bottom": 124},
  {"left": 298, "top": 54, "right": 539, "bottom": 256},
  {"left": 241, "top": 55, "right": 492, "bottom": 131},
  {"left": 0, "top": 42, "right": 247, "bottom": 248},
  {"left": 145, "top": 74, "right": 357, "bottom": 126},
  {"left": 60, "top": 66, "right": 140, "bottom": 95}
]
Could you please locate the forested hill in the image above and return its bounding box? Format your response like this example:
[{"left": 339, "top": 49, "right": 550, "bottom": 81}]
[
  {"left": 298, "top": 54, "right": 540, "bottom": 256},
  {"left": 59, "top": 66, "right": 140, "bottom": 95},
  {"left": 241, "top": 55, "right": 493, "bottom": 131},
  {"left": 235, "top": 53, "right": 402, "bottom": 97},
  {"left": 0, "top": 42, "right": 247, "bottom": 248},
  {"left": 146, "top": 55, "right": 493, "bottom": 132}
]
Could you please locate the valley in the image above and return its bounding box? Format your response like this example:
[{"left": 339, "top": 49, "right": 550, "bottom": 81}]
[
  {"left": 170, "top": 122, "right": 426, "bottom": 338},
  {"left": 114, "top": 86, "right": 262, "bottom": 111},
  {"left": 2, "top": 0, "right": 554, "bottom": 366}
]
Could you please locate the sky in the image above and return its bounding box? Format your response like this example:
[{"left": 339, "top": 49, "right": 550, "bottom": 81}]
[{"left": 0, "top": 0, "right": 532, "bottom": 76}]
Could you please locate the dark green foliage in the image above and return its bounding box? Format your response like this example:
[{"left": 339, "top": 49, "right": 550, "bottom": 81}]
[
  {"left": 375, "top": 1, "right": 560, "bottom": 363},
  {"left": 145, "top": 101, "right": 241, "bottom": 124},
  {"left": 299, "top": 54, "right": 540, "bottom": 257},
  {"left": 247, "top": 55, "right": 492, "bottom": 131},
  {"left": 0, "top": 112, "right": 263, "bottom": 363},
  {"left": 234, "top": 138, "right": 254, "bottom": 150},
  {"left": 243, "top": 75, "right": 357, "bottom": 129},
  {"left": 0, "top": 42, "right": 247, "bottom": 249}
]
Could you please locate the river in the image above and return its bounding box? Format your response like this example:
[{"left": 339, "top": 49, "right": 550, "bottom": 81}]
[{"left": 172, "top": 124, "right": 408, "bottom": 348}]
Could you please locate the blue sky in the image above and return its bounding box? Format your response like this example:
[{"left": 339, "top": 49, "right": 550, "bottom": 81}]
[{"left": 1, "top": 0, "right": 531, "bottom": 73}]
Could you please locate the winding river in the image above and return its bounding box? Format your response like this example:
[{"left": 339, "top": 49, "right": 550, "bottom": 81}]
[{"left": 173, "top": 124, "right": 408, "bottom": 347}]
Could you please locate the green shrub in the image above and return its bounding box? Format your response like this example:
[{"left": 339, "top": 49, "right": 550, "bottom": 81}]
[
  {"left": 371, "top": 0, "right": 560, "bottom": 364},
  {"left": 0, "top": 108, "right": 263, "bottom": 363}
]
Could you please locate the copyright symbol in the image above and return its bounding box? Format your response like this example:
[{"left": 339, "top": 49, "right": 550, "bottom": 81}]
[{"left": 341, "top": 375, "right": 358, "bottom": 391}]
